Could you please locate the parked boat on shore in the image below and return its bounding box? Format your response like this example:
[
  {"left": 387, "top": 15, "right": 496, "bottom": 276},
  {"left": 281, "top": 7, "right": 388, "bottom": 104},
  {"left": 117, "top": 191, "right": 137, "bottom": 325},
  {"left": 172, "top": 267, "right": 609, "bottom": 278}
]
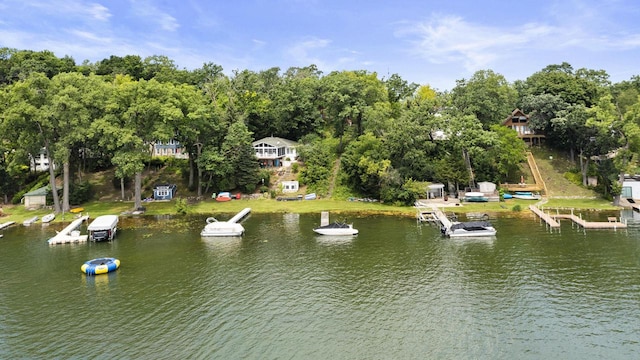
[
  {"left": 464, "top": 192, "right": 488, "bottom": 202},
  {"left": 23, "top": 216, "right": 38, "bottom": 226},
  {"left": 512, "top": 191, "right": 541, "bottom": 200},
  {"left": 42, "top": 213, "right": 55, "bottom": 223}
]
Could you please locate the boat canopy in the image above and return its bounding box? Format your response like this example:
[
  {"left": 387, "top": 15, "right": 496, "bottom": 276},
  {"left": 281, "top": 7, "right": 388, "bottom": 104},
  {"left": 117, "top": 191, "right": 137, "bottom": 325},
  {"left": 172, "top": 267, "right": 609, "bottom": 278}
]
[
  {"left": 87, "top": 215, "right": 118, "bottom": 230},
  {"left": 450, "top": 221, "right": 492, "bottom": 231}
]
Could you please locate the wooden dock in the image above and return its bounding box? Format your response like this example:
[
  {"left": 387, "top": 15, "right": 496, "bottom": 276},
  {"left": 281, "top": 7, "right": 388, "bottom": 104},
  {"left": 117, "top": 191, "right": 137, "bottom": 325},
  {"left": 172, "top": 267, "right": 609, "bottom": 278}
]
[
  {"left": 416, "top": 204, "right": 453, "bottom": 230},
  {"left": 529, "top": 205, "right": 560, "bottom": 228},
  {"left": 530, "top": 205, "right": 626, "bottom": 230},
  {"left": 552, "top": 214, "right": 626, "bottom": 229}
]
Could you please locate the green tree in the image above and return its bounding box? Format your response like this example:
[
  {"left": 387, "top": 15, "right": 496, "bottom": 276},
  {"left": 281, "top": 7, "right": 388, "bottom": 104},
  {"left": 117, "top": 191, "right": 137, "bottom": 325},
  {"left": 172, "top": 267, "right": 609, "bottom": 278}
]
[{"left": 451, "top": 70, "right": 517, "bottom": 129}]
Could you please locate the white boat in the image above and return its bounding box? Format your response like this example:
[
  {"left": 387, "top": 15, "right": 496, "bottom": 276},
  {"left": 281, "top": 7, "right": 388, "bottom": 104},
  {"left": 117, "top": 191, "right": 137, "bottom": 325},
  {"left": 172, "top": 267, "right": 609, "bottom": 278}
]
[
  {"left": 464, "top": 192, "right": 488, "bottom": 202},
  {"left": 201, "top": 208, "right": 251, "bottom": 237},
  {"left": 313, "top": 221, "right": 359, "bottom": 236},
  {"left": 87, "top": 215, "right": 119, "bottom": 241},
  {"left": 23, "top": 216, "right": 39, "bottom": 226},
  {"left": 445, "top": 221, "right": 496, "bottom": 237},
  {"left": 512, "top": 192, "right": 541, "bottom": 200},
  {"left": 200, "top": 217, "right": 245, "bottom": 237},
  {"left": 42, "top": 213, "right": 55, "bottom": 223}
]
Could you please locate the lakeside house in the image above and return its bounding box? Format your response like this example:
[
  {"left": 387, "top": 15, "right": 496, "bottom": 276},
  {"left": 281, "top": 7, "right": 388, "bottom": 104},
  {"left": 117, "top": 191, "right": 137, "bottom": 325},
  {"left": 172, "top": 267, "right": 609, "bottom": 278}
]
[
  {"left": 152, "top": 139, "right": 188, "bottom": 159},
  {"left": 502, "top": 109, "right": 545, "bottom": 146},
  {"left": 29, "top": 148, "right": 55, "bottom": 172},
  {"left": 252, "top": 137, "right": 298, "bottom": 167}
]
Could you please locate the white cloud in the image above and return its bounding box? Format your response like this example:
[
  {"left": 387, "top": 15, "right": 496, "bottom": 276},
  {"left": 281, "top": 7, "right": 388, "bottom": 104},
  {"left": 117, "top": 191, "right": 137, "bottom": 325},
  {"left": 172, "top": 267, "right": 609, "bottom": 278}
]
[
  {"left": 87, "top": 3, "right": 111, "bottom": 21},
  {"left": 397, "top": 12, "right": 640, "bottom": 73},
  {"left": 285, "top": 38, "right": 331, "bottom": 68},
  {"left": 17, "top": 0, "right": 111, "bottom": 21},
  {"left": 130, "top": 0, "right": 179, "bottom": 32}
]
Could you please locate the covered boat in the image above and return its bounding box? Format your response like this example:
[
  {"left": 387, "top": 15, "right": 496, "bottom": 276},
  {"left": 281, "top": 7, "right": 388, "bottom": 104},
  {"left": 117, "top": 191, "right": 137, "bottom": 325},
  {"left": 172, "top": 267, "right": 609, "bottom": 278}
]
[
  {"left": 41, "top": 213, "right": 55, "bottom": 223},
  {"left": 464, "top": 192, "right": 488, "bottom": 202},
  {"left": 313, "top": 221, "right": 359, "bottom": 236},
  {"left": 512, "top": 191, "right": 541, "bottom": 200},
  {"left": 87, "top": 215, "right": 119, "bottom": 241},
  {"left": 444, "top": 221, "right": 496, "bottom": 237}
]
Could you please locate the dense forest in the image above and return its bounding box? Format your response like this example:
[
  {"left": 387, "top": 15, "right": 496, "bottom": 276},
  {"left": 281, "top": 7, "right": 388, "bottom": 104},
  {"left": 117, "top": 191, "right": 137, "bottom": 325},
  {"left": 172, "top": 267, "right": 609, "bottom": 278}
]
[{"left": 1, "top": 48, "right": 640, "bottom": 213}]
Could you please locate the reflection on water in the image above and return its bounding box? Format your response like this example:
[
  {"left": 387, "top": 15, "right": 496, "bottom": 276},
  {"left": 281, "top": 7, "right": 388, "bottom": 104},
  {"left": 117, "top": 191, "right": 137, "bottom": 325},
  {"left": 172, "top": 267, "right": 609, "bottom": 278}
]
[
  {"left": 201, "top": 236, "right": 242, "bottom": 254},
  {"left": 1, "top": 212, "right": 640, "bottom": 359},
  {"left": 314, "top": 235, "right": 357, "bottom": 246}
]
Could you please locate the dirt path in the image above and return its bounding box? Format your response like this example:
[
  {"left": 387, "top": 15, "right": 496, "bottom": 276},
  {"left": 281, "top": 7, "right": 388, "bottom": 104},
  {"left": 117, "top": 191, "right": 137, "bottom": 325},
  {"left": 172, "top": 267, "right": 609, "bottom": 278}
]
[{"left": 327, "top": 157, "right": 341, "bottom": 197}]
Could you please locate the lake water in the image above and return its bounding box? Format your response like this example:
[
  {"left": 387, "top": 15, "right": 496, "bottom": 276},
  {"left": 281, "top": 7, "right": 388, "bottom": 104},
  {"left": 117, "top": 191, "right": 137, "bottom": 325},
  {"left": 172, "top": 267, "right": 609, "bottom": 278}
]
[{"left": 1, "top": 210, "right": 639, "bottom": 359}]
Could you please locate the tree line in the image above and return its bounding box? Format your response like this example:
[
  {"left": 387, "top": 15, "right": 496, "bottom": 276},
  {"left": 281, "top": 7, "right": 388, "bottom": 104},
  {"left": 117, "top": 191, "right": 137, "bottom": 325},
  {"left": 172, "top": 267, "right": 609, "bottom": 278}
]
[{"left": 1, "top": 48, "right": 639, "bottom": 211}]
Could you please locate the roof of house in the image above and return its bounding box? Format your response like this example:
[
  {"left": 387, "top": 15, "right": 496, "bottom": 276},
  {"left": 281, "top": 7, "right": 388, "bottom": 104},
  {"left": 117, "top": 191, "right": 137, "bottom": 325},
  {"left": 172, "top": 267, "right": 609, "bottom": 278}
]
[
  {"left": 502, "top": 108, "right": 529, "bottom": 125},
  {"left": 23, "top": 186, "right": 48, "bottom": 197},
  {"left": 252, "top": 137, "right": 298, "bottom": 148}
]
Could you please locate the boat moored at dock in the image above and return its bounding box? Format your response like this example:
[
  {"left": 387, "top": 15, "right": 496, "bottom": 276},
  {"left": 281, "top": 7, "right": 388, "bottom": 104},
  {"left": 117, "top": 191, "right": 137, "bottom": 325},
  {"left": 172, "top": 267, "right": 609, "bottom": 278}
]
[
  {"left": 87, "top": 215, "right": 119, "bottom": 241},
  {"left": 444, "top": 221, "right": 497, "bottom": 237},
  {"left": 313, "top": 221, "right": 359, "bottom": 236}
]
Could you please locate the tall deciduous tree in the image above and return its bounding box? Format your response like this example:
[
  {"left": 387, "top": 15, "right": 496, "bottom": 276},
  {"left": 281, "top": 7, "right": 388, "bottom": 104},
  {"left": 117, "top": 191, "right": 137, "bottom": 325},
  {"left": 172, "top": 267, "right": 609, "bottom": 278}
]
[
  {"left": 319, "top": 71, "right": 388, "bottom": 151},
  {"left": 1, "top": 73, "right": 62, "bottom": 212},
  {"left": 451, "top": 70, "right": 517, "bottom": 129}
]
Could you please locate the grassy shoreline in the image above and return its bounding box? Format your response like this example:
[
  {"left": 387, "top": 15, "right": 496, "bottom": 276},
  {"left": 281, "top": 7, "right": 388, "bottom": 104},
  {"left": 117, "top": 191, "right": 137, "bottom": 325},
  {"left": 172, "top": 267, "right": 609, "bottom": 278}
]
[{"left": 0, "top": 196, "right": 624, "bottom": 224}]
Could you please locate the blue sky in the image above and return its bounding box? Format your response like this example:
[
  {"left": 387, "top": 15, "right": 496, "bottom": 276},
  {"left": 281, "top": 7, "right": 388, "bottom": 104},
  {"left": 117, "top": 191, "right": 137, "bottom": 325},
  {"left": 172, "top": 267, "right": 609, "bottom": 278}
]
[{"left": 1, "top": 0, "right": 640, "bottom": 90}]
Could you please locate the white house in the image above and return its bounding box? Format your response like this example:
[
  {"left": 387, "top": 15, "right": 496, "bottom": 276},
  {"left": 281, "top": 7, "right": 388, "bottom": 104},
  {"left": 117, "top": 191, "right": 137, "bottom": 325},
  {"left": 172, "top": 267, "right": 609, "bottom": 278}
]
[
  {"left": 29, "top": 148, "right": 54, "bottom": 172},
  {"left": 252, "top": 137, "right": 298, "bottom": 167}
]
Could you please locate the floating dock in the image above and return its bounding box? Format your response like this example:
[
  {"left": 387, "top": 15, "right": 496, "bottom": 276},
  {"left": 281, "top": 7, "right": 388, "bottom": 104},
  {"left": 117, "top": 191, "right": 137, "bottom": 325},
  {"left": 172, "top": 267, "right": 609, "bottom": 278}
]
[
  {"left": 47, "top": 215, "right": 89, "bottom": 245},
  {"left": 0, "top": 221, "right": 16, "bottom": 230}
]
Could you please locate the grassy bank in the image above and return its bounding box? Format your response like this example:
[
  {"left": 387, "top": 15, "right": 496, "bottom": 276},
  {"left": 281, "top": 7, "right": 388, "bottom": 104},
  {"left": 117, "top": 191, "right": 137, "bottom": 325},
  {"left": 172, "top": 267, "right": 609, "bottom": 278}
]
[{"left": 0, "top": 195, "right": 622, "bottom": 225}]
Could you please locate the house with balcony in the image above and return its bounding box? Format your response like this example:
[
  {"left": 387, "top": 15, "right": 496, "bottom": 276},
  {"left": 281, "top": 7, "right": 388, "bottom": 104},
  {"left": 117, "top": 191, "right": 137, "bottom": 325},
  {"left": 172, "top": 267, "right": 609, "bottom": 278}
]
[
  {"left": 252, "top": 137, "right": 298, "bottom": 167},
  {"left": 502, "top": 109, "right": 545, "bottom": 146},
  {"left": 152, "top": 139, "right": 188, "bottom": 159}
]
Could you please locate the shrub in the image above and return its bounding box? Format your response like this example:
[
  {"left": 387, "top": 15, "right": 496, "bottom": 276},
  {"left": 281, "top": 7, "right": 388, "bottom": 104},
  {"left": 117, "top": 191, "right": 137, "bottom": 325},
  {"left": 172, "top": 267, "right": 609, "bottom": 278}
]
[
  {"left": 175, "top": 197, "right": 188, "bottom": 215},
  {"left": 564, "top": 171, "right": 582, "bottom": 186},
  {"left": 512, "top": 204, "right": 522, "bottom": 211}
]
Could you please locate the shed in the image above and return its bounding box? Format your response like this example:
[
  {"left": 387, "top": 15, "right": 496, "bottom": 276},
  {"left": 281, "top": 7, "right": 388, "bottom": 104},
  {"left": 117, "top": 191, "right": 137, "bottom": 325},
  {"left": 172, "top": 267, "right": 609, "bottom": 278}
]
[
  {"left": 478, "top": 181, "right": 496, "bottom": 193},
  {"left": 22, "top": 186, "right": 48, "bottom": 209},
  {"left": 153, "top": 184, "right": 177, "bottom": 200},
  {"left": 281, "top": 180, "right": 299, "bottom": 193}
]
